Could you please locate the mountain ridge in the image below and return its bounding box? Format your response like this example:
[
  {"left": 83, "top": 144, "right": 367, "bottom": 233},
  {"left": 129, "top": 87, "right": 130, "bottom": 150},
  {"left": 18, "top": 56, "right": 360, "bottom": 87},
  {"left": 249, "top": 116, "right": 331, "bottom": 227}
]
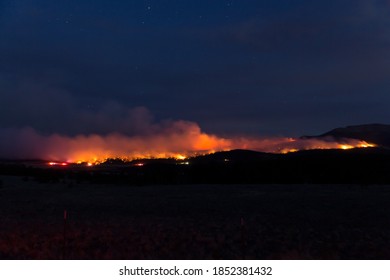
[{"left": 302, "top": 123, "right": 390, "bottom": 147}]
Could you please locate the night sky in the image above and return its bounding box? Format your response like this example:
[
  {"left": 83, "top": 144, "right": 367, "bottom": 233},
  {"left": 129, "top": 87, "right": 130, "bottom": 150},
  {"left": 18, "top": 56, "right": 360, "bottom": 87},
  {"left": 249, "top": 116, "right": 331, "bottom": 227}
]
[{"left": 1, "top": 0, "right": 390, "bottom": 138}]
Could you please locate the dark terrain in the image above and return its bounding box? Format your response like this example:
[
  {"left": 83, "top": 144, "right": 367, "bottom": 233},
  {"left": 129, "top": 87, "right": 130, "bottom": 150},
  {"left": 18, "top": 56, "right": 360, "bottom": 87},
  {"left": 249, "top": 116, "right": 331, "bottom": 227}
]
[
  {"left": 1, "top": 177, "right": 390, "bottom": 259},
  {"left": 304, "top": 123, "right": 390, "bottom": 148},
  {"left": 1, "top": 147, "right": 390, "bottom": 259}
]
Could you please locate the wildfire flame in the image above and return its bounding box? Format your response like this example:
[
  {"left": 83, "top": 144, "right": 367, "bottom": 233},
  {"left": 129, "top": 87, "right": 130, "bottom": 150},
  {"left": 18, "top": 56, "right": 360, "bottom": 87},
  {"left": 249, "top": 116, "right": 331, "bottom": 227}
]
[
  {"left": 276, "top": 139, "right": 376, "bottom": 154},
  {"left": 0, "top": 123, "right": 377, "bottom": 165},
  {"left": 46, "top": 134, "right": 375, "bottom": 165},
  {"left": 48, "top": 162, "right": 68, "bottom": 166}
]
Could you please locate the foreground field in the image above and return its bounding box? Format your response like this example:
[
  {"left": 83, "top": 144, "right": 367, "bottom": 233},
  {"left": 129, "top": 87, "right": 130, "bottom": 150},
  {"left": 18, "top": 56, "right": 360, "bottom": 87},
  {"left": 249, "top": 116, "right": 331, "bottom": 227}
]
[{"left": 1, "top": 175, "right": 390, "bottom": 259}]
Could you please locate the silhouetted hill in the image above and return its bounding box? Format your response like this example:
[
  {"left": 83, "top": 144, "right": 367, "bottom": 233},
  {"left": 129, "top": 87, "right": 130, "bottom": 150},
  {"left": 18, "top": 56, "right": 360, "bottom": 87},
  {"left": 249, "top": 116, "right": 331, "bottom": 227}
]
[
  {"left": 2, "top": 147, "right": 390, "bottom": 184},
  {"left": 303, "top": 124, "right": 390, "bottom": 147},
  {"left": 192, "top": 149, "right": 278, "bottom": 163},
  {"left": 3, "top": 123, "right": 390, "bottom": 185}
]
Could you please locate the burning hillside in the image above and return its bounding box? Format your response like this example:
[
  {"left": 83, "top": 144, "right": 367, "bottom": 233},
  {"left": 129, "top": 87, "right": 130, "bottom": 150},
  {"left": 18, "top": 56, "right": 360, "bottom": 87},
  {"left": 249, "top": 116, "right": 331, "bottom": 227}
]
[{"left": 0, "top": 122, "right": 376, "bottom": 165}]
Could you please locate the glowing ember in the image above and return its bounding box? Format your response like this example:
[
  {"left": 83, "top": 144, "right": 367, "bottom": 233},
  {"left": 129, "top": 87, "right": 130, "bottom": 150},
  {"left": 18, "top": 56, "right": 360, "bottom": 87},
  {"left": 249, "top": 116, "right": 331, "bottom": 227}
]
[
  {"left": 340, "top": 145, "right": 354, "bottom": 150},
  {"left": 58, "top": 137, "right": 375, "bottom": 164},
  {"left": 10, "top": 123, "right": 377, "bottom": 164},
  {"left": 44, "top": 136, "right": 377, "bottom": 164},
  {"left": 48, "top": 162, "right": 68, "bottom": 166},
  {"left": 280, "top": 149, "right": 299, "bottom": 154},
  {"left": 175, "top": 155, "right": 187, "bottom": 160},
  {"left": 278, "top": 140, "right": 375, "bottom": 154}
]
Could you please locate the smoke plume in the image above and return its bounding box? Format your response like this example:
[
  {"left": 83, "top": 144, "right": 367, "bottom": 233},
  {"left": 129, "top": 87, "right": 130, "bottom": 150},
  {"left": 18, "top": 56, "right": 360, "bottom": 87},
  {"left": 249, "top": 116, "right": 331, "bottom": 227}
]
[{"left": 0, "top": 109, "right": 375, "bottom": 163}]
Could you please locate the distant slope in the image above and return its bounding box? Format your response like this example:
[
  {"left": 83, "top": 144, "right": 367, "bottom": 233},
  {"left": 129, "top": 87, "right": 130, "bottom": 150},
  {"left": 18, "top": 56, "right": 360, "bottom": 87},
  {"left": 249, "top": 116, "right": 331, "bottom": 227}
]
[
  {"left": 303, "top": 124, "right": 390, "bottom": 147},
  {"left": 192, "top": 149, "right": 279, "bottom": 163}
]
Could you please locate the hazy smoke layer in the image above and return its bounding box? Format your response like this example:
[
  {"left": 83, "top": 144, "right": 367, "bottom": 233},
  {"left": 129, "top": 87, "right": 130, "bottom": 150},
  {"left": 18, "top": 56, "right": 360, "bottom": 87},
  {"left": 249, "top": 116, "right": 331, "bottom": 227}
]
[{"left": 0, "top": 121, "right": 373, "bottom": 162}]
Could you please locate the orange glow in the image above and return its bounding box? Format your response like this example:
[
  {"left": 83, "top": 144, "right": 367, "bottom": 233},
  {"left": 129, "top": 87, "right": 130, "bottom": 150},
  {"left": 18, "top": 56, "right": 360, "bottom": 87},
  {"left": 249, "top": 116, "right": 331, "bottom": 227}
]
[
  {"left": 48, "top": 162, "right": 68, "bottom": 166},
  {"left": 51, "top": 137, "right": 376, "bottom": 164},
  {"left": 340, "top": 145, "right": 353, "bottom": 150},
  {"left": 33, "top": 122, "right": 376, "bottom": 164},
  {"left": 280, "top": 149, "right": 299, "bottom": 154},
  {"left": 175, "top": 154, "right": 187, "bottom": 160}
]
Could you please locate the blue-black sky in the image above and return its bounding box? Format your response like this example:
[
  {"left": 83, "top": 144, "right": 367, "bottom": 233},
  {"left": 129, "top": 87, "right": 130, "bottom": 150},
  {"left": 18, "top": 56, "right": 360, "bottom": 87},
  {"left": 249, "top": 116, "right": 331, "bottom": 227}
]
[{"left": 1, "top": 0, "right": 389, "bottom": 137}]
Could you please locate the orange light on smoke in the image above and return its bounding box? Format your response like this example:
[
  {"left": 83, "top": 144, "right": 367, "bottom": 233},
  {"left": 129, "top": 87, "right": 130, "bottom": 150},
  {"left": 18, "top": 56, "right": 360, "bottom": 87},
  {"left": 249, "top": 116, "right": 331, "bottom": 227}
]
[
  {"left": 357, "top": 142, "right": 376, "bottom": 148},
  {"left": 280, "top": 149, "right": 299, "bottom": 154},
  {"left": 63, "top": 139, "right": 376, "bottom": 164},
  {"left": 175, "top": 154, "right": 187, "bottom": 160},
  {"left": 48, "top": 162, "right": 68, "bottom": 166},
  {"left": 40, "top": 124, "right": 377, "bottom": 165}
]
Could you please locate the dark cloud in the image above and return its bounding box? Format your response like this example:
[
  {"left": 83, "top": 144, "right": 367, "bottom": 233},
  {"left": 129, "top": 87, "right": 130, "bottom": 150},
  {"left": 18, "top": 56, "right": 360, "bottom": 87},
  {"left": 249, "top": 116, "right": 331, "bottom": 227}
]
[
  {"left": 0, "top": 0, "right": 389, "bottom": 139},
  {"left": 0, "top": 78, "right": 169, "bottom": 135}
]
